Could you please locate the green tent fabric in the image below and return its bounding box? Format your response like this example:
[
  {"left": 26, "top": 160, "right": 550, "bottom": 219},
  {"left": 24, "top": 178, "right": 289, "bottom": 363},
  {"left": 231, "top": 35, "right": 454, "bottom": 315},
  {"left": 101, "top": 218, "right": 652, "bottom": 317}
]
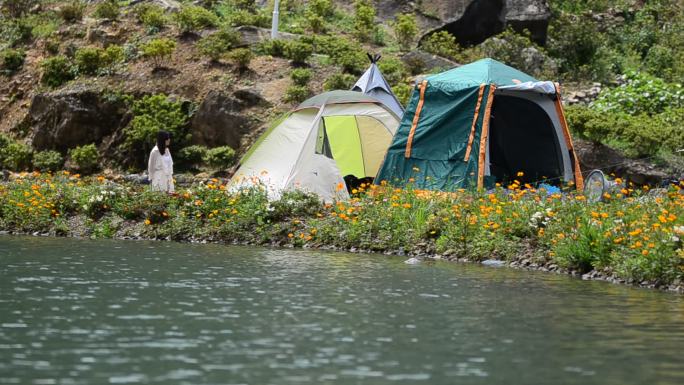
[{"left": 376, "top": 58, "right": 582, "bottom": 191}]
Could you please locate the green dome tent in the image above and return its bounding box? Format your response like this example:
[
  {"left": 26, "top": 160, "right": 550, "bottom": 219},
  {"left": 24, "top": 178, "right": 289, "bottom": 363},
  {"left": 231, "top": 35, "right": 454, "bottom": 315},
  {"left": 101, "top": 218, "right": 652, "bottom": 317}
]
[
  {"left": 376, "top": 58, "right": 583, "bottom": 191},
  {"left": 230, "top": 91, "right": 401, "bottom": 201}
]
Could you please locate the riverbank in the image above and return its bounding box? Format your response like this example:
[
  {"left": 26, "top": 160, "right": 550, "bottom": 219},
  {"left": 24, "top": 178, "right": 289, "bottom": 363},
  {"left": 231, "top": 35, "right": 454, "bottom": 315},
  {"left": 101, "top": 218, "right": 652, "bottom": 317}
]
[{"left": 1, "top": 171, "right": 682, "bottom": 292}]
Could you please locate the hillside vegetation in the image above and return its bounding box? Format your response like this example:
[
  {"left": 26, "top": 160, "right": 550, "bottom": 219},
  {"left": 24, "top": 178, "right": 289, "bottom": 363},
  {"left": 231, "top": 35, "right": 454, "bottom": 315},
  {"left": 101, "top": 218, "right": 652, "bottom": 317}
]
[{"left": 0, "top": 0, "right": 682, "bottom": 175}]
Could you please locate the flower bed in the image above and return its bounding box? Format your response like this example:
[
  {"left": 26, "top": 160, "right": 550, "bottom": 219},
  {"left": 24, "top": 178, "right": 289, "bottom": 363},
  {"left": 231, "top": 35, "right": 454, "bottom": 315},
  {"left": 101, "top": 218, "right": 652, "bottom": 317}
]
[{"left": 1, "top": 171, "right": 682, "bottom": 290}]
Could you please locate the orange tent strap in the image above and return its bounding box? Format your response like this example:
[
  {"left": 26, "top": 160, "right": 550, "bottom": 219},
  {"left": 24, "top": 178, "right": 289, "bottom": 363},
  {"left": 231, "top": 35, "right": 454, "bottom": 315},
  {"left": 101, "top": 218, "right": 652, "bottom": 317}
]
[
  {"left": 464, "top": 84, "right": 486, "bottom": 162},
  {"left": 553, "top": 83, "right": 584, "bottom": 190},
  {"left": 477, "top": 85, "right": 496, "bottom": 189},
  {"left": 405, "top": 80, "right": 428, "bottom": 158}
]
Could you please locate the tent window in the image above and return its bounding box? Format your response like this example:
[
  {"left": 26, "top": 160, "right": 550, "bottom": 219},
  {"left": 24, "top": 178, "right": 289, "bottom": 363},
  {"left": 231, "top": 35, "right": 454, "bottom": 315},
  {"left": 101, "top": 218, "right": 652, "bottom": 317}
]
[
  {"left": 315, "top": 120, "right": 333, "bottom": 159},
  {"left": 488, "top": 95, "right": 564, "bottom": 185}
]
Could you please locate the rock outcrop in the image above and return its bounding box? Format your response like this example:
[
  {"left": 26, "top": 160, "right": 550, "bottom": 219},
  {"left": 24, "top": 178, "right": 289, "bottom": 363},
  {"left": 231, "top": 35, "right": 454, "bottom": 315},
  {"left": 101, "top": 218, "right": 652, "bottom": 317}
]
[
  {"left": 189, "top": 89, "right": 269, "bottom": 149},
  {"left": 375, "top": 0, "right": 551, "bottom": 47},
  {"left": 23, "top": 86, "right": 129, "bottom": 154}
]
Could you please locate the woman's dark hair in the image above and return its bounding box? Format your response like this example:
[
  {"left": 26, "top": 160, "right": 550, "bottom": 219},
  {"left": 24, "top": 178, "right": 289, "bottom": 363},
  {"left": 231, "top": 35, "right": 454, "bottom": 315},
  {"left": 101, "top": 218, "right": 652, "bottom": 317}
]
[{"left": 156, "top": 130, "right": 171, "bottom": 155}]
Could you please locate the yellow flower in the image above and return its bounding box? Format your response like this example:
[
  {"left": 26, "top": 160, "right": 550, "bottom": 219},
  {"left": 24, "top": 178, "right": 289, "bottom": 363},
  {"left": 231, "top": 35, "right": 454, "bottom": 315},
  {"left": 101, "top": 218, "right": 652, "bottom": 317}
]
[
  {"left": 516, "top": 171, "right": 524, "bottom": 177},
  {"left": 144, "top": 219, "right": 151, "bottom": 225},
  {"left": 287, "top": 233, "right": 294, "bottom": 238}
]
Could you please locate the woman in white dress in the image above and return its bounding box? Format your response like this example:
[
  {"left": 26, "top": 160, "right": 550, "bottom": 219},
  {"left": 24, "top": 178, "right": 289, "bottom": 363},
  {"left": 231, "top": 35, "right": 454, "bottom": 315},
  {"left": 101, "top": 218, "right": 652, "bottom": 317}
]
[{"left": 147, "top": 130, "right": 175, "bottom": 193}]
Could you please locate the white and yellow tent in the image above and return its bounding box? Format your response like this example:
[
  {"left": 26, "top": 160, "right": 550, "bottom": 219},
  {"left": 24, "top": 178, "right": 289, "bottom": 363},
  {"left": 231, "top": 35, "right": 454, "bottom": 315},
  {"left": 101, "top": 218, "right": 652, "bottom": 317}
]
[{"left": 230, "top": 91, "right": 401, "bottom": 201}]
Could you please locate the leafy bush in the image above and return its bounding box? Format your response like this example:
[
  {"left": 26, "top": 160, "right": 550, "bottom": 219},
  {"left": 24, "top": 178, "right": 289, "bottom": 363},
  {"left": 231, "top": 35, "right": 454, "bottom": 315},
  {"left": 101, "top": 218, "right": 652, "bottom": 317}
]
[
  {"left": 0, "top": 136, "right": 31, "bottom": 171},
  {"left": 74, "top": 45, "right": 124, "bottom": 75},
  {"left": 566, "top": 104, "right": 684, "bottom": 157},
  {"left": 336, "top": 50, "right": 367, "bottom": 74},
  {"left": 204, "top": 146, "right": 236, "bottom": 169},
  {"left": 132, "top": 3, "right": 167, "bottom": 31},
  {"left": 392, "top": 83, "right": 413, "bottom": 107},
  {"left": 33, "top": 150, "right": 63, "bottom": 172},
  {"left": 44, "top": 37, "right": 61, "bottom": 55},
  {"left": 353, "top": 0, "right": 376, "bottom": 42},
  {"left": 421, "top": 30, "right": 460, "bottom": 60},
  {"left": 94, "top": 0, "right": 120, "bottom": 21},
  {"left": 40, "top": 55, "right": 76, "bottom": 87},
  {"left": 284, "top": 40, "right": 313, "bottom": 65},
  {"left": 178, "top": 145, "right": 209, "bottom": 167},
  {"left": 69, "top": 144, "right": 98, "bottom": 173},
  {"left": 284, "top": 85, "right": 310, "bottom": 103},
  {"left": 304, "top": 11, "right": 325, "bottom": 34},
  {"left": 593, "top": 72, "right": 684, "bottom": 116},
  {"left": 226, "top": 8, "right": 271, "bottom": 28},
  {"left": 257, "top": 38, "right": 288, "bottom": 57},
  {"left": 0, "top": 48, "right": 25, "bottom": 76},
  {"left": 140, "top": 38, "right": 176, "bottom": 68},
  {"left": 59, "top": 1, "right": 85, "bottom": 23},
  {"left": 197, "top": 28, "right": 241, "bottom": 61},
  {"left": 290, "top": 68, "right": 312, "bottom": 86},
  {"left": 227, "top": 48, "right": 253, "bottom": 72},
  {"left": 378, "top": 57, "right": 407, "bottom": 85},
  {"left": 308, "top": 0, "right": 334, "bottom": 18},
  {"left": 124, "top": 94, "right": 189, "bottom": 151},
  {"left": 173, "top": 4, "right": 219, "bottom": 33},
  {"left": 323, "top": 72, "right": 356, "bottom": 91},
  {"left": 393, "top": 13, "right": 418, "bottom": 51}
]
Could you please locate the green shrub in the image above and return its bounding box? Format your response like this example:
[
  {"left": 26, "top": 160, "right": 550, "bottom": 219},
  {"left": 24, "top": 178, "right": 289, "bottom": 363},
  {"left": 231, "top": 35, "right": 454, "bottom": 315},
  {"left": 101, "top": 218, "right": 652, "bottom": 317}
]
[
  {"left": 140, "top": 38, "right": 176, "bottom": 68},
  {"left": 392, "top": 83, "right": 413, "bottom": 107},
  {"left": 308, "top": 0, "right": 334, "bottom": 18},
  {"left": 69, "top": 144, "right": 98, "bottom": 173},
  {"left": 204, "top": 146, "right": 236, "bottom": 169},
  {"left": 40, "top": 55, "right": 76, "bottom": 87},
  {"left": 178, "top": 145, "right": 209, "bottom": 167},
  {"left": 353, "top": 0, "right": 376, "bottom": 42},
  {"left": 33, "top": 150, "right": 63, "bottom": 172},
  {"left": 323, "top": 72, "right": 356, "bottom": 91},
  {"left": 337, "top": 50, "right": 367, "bottom": 74},
  {"left": 94, "top": 0, "right": 120, "bottom": 21},
  {"left": 44, "top": 37, "right": 61, "bottom": 55},
  {"left": 59, "top": 1, "right": 85, "bottom": 23},
  {"left": 124, "top": 94, "right": 189, "bottom": 151},
  {"left": 197, "top": 28, "right": 241, "bottom": 61},
  {"left": 393, "top": 13, "right": 418, "bottom": 51},
  {"left": 0, "top": 141, "right": 31, "bottom": 171},
  {"left": 305, "top": 11, "right": 325, "bottom": 34},
  {"left": 227, "top": 8, "right": 271, "bottom": 28},
  {"left": 378, "top": 57, "right": 407, "bottom": 85},
  {"left": 593, "top": 72, "right": 684, "bottom": 116},
  {"left": 257, "top": 38, "right": 287, "bottom": 57},
  {"left": 227, "top": 48, "right": 253, "bottom": 71},
  {"left": 133, "top": 3, "right": 167, "bottom": 31},
  {"left": 284, "top": 40, "right": 313, "bottom": 65},
  {"left": 173, "top": 5, "right": 219, "bottom": 34},
  {"left": 421, "top": 30, "right": 460, "bottom": 60},
  {"left": 290, "top": 68, "right": 312, "bottom": 86},
  {"left": 74, "top": 45, "right": 124, "bottom": 75},
  {"left": 1, "top": 48, "right": 25, "bottom": 76},
  {"left": 0, "top": 18, "right": 33, "bottom": 48},
  {"left": 284, "top": 85, "right": 310, "bottom": 103}
]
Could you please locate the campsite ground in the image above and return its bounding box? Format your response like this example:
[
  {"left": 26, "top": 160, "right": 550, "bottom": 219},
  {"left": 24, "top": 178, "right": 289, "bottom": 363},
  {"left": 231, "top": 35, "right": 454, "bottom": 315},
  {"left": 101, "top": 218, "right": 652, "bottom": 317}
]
[{"left": 1, "top": 171, "right": 682, "bottom": 293}]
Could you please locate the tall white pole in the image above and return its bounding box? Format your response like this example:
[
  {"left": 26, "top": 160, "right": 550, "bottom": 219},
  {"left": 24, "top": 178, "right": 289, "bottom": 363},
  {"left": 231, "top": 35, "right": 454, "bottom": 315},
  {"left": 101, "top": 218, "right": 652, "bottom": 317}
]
[{"left": 271, "top": 0, "right": 280, "bottom": 39}]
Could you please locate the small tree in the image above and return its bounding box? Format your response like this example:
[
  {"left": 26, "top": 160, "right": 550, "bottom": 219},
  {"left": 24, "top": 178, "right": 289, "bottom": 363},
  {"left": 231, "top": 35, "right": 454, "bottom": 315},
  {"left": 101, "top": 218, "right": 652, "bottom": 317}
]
[
  {"left": 290, "top": 68, "right": 313, "bottom": 86},
  {"left": 227, "top": 48, "right": 253, "bottom": 72},
  {"left": 393, "top": 14, "right": 418, "bottom": 51},
  {"left": 69, "top": 144, "right": 98, "bottom": 174},
  {"left": 59, "top": 1, "right": 85, "bottom": 23},
  {"left": 197, "top": 28, "right": 241, "bottom": 62},
  {"left": 40, "top": 56, "right": 76, "bottom": 88},
  {"left": 204, "top": 146, "right": 236, "bottom": 169},
  {"left": 173, "top": 5, "right": 219, "bottom": 34},
  {"left": 353, "top": 0, "right": 376, "bottom": 42},
  {"left": 94, "top": 0, "right": 120, "bottom": 21},
  {"left": 421, "top": 30, "right": 460, "bottom": 60},
  {"left": 140, "top": 38, "right": 176, "bottom": 68},
  {"left": 33, "top": 150, "right": 64, "bottom": 172}
]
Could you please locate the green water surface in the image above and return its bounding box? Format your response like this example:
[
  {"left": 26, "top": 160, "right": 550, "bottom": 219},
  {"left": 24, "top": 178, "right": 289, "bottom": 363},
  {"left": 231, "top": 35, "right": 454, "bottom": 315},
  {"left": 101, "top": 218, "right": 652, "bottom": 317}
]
[{"left": 0, "top": 236, "right": 683, "bottom": 385}]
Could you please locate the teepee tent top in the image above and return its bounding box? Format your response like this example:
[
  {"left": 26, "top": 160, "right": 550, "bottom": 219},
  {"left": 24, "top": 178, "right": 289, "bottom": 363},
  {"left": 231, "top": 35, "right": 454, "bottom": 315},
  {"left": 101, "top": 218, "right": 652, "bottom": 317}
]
[{"left": 352, "top": 53, "right": 405, "bottom": 118}]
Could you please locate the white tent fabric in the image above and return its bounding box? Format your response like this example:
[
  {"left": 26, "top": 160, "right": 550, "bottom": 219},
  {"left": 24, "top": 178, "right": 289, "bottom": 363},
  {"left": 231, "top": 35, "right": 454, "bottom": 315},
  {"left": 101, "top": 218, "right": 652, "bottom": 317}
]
[
  {"left": 230, "top": 93, "right": 400, "bottom": 201},
  {"left": 352, "top": 58, "right": 405, "bottom": 119},
  {"left": 497, "top": 81, "right": 557, "bottom": 94}
]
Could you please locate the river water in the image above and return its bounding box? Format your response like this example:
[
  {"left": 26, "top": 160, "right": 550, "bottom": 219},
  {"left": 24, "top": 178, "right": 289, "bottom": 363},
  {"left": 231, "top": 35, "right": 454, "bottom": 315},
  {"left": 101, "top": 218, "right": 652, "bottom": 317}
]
[{"left": 1, "top": 236, "right": 683, "bottom": 385}]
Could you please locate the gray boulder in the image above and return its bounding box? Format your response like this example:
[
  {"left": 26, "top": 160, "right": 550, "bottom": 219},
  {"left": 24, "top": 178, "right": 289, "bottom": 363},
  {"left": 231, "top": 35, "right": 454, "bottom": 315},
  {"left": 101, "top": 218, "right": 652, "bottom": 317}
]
[
  {"left": 24, "top": 85, "right": 129, "bottom": 153},
  {"left": 189, "top": 89, "right": 269, "bottom": 149}
]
